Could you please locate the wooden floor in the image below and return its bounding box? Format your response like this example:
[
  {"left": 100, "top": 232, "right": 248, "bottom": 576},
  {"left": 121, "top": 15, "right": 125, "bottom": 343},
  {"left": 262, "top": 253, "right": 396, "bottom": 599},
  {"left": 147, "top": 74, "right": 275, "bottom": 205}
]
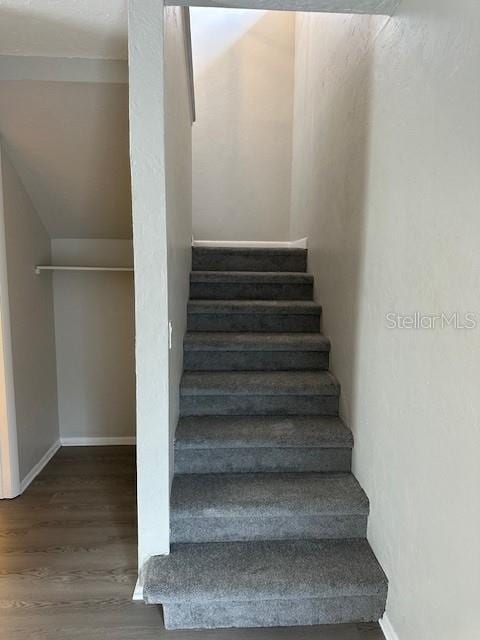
[{"left": 0, "top": 446, "right": 385, "bottom": 640}]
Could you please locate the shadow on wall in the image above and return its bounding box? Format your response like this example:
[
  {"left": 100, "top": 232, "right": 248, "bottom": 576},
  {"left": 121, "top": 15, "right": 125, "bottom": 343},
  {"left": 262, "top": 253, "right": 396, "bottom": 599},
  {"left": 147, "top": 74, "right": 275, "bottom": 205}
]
[
  {"left": 190, "top": 9, "right": 295, "bottom": 242},
  {"left": 290, "top": 13, "right": 384, "bottom": 428}
]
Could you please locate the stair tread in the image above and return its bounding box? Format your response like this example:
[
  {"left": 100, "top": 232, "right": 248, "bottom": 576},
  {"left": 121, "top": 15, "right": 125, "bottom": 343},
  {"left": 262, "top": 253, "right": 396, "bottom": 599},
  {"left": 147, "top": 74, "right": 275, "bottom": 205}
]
[
  {"left": 171, "top": 472, "right": 368, "bottom": 519},
  {"left": 180, "top": 370, "right": 339, "bottom": 396},
  {"left": 175, "top": 416, "right": 352, "bottom": 449},
  {"left": 192, "top": 247, "right": 307, "bottom": 273},
  {"left": 144, "top": 538, "right": 387, "bottom": 604},
  {"left": 188, "top": 300, "right": 321, "bottom": 315},
  {"left": 184, "top": 332, "right": 330, "bottom": 352},
  {"left": 190, "top": 271, "right": 313, "bottom": 284},
  {"left": 193, "top": 248, "right": 307, "bottom": 256}
]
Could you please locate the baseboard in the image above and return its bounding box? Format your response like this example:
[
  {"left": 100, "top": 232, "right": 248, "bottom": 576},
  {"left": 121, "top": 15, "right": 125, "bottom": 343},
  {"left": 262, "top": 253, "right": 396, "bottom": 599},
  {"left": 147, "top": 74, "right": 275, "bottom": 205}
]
[
  {"left": 132, "top": 578, "right": 143, "bottom": 601},
  {"left": 19, "top": 439, "right": 61, "bottom": 493},
  {"left": 192, "top": 237, "right": 308, "bottom": 249},
  {"left": 380, "top": 613, "right": 400, "bottom": 640},
  {"left": 60, "top": 437, "right": 136, "bottom": 446}
]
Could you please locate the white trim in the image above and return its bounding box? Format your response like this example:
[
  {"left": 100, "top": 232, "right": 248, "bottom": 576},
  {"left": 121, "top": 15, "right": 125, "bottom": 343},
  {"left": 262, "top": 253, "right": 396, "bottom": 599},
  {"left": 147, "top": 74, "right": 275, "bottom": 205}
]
[
  {"left": 19, "top": 439, "right": 61, "bottom": 494},
  {"left": 132, "top": 578, "right": 144, "bottom": 601},
  {"left": 380, "top": 614, "right": 400, "bottom": 640},
  {"left": 192, "top": 237, "right": 308, "bottom": 249},
  {"left": 0, "top": 55, "right": 128, "bottom": 84},
  {"left": 0, "top": 145, "right": 20, "bottom": 500},
  {"left": 60, "top": 437, "right": 136, "bottom": 446}
]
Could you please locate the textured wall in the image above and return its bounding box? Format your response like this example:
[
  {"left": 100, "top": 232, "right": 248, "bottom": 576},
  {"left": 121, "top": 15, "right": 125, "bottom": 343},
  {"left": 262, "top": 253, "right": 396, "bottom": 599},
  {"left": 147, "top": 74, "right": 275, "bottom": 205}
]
[
  {"left": 191, "top": 9, "right": 295, "bottom": 241},
  {"left": 51, "top": 239, "right": 135, "bottom": 442},
  {"left": 0, "top": 81, "right": 131, "bottom": 239},
  {"left": 0, "top": 0, "right": 128, "bottom": 59},
  {"left": 128, "top": 0, "right": 192, "bottom": 567},
  {"left": 290, "top": 5, "right": 480, "bottom": 639},
  {"left": 129, "top": 0, "right": 171, "bottom": 565},
  {"left": 164, "top": 6, "right": 193, "bottom": 482},
  {"left": 0, "top": 146, "right": 59, "bottom": 482}
]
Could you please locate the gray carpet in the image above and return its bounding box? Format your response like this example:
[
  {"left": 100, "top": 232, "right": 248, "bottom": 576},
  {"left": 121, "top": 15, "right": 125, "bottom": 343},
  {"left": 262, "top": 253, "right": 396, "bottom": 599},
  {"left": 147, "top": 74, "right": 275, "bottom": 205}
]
[{"left": 144, "top": 247, "right": 387, "bottom": 630}]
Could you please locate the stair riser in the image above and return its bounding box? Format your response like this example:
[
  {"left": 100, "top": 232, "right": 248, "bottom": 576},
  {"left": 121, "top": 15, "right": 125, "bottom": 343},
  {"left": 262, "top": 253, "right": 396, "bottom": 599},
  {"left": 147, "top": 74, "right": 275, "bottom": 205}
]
[
  {"left": 190, "top": 282, "right": 313, "bottom": 301},
  {"left": 174, "top": 447, "right": 351, "bottom": 474},
  {"left": 163, "top": 595, "right": 387, "bottom": 630},
  {"left": 188, "top": 314, "right": 321, "bottom": 332},
  {"left": 171, "top": 515, "right": 367, "bottom": 544},
  {"left": 180, "top": 395, "right": 339, "bottom": 417},
  {"left": 192, "top": 250, "right": 307, "bottom": 273},
  {"left": 183, "top": 351, "right": 329, "bottom": 371}
]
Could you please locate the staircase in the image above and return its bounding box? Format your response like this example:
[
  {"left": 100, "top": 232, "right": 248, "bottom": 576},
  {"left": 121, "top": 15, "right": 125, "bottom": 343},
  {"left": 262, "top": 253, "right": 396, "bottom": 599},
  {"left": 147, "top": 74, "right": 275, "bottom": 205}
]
[{"left": 143, "top": 247, "right": 388, "bottom": 630}]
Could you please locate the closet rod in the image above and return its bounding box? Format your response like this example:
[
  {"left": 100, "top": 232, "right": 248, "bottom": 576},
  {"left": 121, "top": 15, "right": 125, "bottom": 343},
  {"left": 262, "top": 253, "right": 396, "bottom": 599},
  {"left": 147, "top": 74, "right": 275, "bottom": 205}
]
[{"left": 35, "top": 266, "right": 134, "bottom": 275}]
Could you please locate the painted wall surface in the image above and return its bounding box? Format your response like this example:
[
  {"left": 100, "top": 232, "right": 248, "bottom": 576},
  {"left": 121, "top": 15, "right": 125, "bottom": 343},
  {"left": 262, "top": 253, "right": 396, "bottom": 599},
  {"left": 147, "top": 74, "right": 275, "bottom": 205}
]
[
  {"left": 0, "top": 0, "right": 128, "bottom": 59},
  {"left": 290, "top": 5, "right": 480, "bottom": 639},
  {"left": 0, "top": 80, "right": 131, "bottom": 239},
  {"left": 164, "top": 6, "right": 193, "bottom": 481},
  {"left": 0, "top": 147, "right": 59, "bottom": 482},
  {"left": 0, "top": 145, "right": 20, "bottom": 498},
  {"left": 51, "top": 239, "right": 135, "bottom": 441},
  {"left": 190, "top": 8, "right": 295, "bottom": 241},
  {"left": 129, "top": 0, "right": 192, "bottom": 567},
  {"left": 129, "top": 0, "right": 171, "bottom": 566}
]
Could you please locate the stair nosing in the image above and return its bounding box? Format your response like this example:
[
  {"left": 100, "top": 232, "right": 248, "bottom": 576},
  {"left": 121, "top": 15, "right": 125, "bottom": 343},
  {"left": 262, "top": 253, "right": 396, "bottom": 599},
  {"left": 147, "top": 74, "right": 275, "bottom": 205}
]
[
  {"left": 187, "top": 300, "right": 322, "bottom": 315},
  {"left": 183, "top": 332, "right": 330, "bottom": 352},
  {"left": 180, "top": 371, "right": 340, "bottom": 397},
  {"left": 171, "top": 472, "right": 369, "bottom": 519},
  {"left": 175, "top": 416, "right": 353, "bottom": 449},
  {"left": 144, "top": 539, "right": 388, "bottom": 604},
  {"left": 190, "top": 271, "right": 313, "bottom": 284}
]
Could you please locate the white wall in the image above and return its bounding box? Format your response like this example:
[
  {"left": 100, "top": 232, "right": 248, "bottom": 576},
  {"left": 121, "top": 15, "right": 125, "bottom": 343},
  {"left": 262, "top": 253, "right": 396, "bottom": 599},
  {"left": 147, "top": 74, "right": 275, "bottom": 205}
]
[
  {"left": 128, "top": 0, "right": 192, "bottom": 569},
  {"left": 51, "top": 239, "right": 135, "bottom": 442},
  {"left": 165, "top": 6, "right": 193, "bottom": 480},
  {"left": 0, "top": 0, "right": 128, "bottom": 59},
  {"left": 0, "top": 145, "right": 59, "bottom": 483},
  {"left": 191, "top": 8, "right": 295, "bottom": 241},
  {"left": 0, "top": 80, "right": 131, "bottom": 239},
  {"left": 290, "top": 5, "right": 480, "bottom": 639}
]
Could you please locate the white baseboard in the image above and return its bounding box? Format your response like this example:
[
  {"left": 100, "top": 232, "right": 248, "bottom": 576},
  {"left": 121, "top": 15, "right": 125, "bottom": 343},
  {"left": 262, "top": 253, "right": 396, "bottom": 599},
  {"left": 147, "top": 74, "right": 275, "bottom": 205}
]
[
  {"left": 380, "top": 613, "right": 400, "bottom": 640},
  {"left": 19, "top": 439, "right": 61, "bottom": 493},
  {"left": 192, "top": 237, "right": 308, "bottom": 249},
  {"left": 60, "top": 437, "right": 136, "bottom": 446},
  {"left": 132, "top": 578, "right": 143, "bottom": 601}
]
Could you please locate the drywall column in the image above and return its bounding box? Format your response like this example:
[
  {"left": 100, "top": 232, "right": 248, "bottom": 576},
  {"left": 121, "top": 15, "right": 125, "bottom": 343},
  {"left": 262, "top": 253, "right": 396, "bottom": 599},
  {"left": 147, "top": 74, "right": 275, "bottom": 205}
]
[
  {"left": 128, "top": 0, "right": 171, "bottom": 567},
  {"left": 128, "top": 0, "right": 193, "bottom": 573},
  {"left": 0, "top": 146, "right": 19, "bottom": 499},
  {"left": 164, "top": 6, "right": 193, "bottom": 486}
]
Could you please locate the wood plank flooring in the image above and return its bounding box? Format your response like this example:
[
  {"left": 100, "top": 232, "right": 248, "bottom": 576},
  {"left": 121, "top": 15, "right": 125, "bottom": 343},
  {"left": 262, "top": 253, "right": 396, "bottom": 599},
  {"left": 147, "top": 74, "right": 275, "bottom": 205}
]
[{"left": 0, "top": 446, "right": 385, "bottom": 640}]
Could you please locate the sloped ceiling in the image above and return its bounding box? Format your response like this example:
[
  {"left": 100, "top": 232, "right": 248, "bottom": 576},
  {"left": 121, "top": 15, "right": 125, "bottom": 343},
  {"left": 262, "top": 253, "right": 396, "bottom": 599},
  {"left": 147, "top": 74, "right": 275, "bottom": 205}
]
[
  {"left": 0, "top": 81, "right": 132, "bottom": 239},
  {"left": 0, "top": 0, "right": 128, "bottom": 59},
  {"left": 0, "top": 0, "right": 131, "bottom": 239}
]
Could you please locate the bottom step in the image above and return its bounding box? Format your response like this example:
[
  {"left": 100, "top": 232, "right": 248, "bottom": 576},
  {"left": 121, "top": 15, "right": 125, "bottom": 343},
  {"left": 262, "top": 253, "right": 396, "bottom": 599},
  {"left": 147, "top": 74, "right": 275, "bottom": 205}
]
[
  {"left": 162, "top": 595, "right": 387, "bottom": 630},
  {"left": 144, "top": 539, "right": 387, "bottom": 630}
]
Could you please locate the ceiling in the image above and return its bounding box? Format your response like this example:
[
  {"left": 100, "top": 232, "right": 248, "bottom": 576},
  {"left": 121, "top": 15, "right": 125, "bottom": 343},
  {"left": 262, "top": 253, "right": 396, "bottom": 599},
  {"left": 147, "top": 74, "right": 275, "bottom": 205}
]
[
  {"left": 0, "top": 0, "right": 128, "bottom": 59},
  {"left": 0, "top": 81, "right": 132, "bottom": 239}
]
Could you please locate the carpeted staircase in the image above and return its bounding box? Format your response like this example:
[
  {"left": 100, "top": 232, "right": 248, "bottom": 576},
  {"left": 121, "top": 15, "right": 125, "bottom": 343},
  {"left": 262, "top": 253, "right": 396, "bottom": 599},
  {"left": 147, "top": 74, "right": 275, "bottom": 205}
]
[{"left": 143, "top": 247, "right": 388, "bottom": 630}]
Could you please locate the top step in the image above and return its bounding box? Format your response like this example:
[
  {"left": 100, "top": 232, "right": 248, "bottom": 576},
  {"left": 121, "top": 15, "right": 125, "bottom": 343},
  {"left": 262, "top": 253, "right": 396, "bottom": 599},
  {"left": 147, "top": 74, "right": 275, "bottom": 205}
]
[{"left": 192, "top": 247, "right": 308, "bottom": 273}]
